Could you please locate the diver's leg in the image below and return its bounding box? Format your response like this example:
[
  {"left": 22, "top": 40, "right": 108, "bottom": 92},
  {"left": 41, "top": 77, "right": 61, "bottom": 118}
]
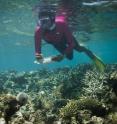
[
  {"left": 73, "top": 38, "right": 95, "bottom": 59},
  {"left": 53, "top": 42, "right": 73, "bottom": 60},
  {"left": 73, "top": 37, "right": 105, "bottom": 72}
]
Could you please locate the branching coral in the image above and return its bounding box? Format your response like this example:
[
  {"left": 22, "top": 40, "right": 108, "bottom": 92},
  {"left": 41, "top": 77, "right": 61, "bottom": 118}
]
[
  {"left": 59, "top": 98, "right": 107, "bottom": 119},
  {"left": 59, "top": 100, "right": 79, "bottom": 118},
  {"left": 77, "top": 98, "right": 107, "bottom": 116},
  {"left": 81, "top": 69, "right": 111, "bottom": 102}
]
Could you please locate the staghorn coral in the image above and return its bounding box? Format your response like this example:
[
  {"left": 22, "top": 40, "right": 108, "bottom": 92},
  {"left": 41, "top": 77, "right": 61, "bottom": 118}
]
[{"left": 81, "top": 69, "right": 111, "bottom": 102}]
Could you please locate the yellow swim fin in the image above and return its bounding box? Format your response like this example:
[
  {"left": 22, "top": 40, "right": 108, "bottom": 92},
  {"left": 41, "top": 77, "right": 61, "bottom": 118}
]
[{"left": 93, "top": 55, "right": 106, "bottom": 72}]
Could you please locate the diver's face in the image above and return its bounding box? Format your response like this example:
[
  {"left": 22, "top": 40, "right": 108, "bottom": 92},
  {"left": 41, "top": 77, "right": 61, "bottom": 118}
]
[{"left": 39, "top": 16, "right": 53, "bottom": 30}]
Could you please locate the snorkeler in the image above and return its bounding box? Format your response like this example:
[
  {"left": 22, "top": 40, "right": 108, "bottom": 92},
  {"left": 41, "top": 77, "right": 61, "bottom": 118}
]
[{"left": 34, "top": 9, "right": 105, "bottom": 72}]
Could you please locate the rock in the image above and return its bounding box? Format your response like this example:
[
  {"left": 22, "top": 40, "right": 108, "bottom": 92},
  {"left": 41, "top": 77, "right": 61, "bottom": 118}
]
[
  {"left": 46, "top": 114, "right": 56, "bottom": 124},
  {"left": 23, "top": 121, "right": 33, "bottom": 124},
  {"left": 16, "top": 92, "right": 28, "bottom": 106},
  {"left": 0, "top": 118, "right": 6, "bottom": 124},
  {"left": 91, "top": 116, "right": 104, "bottom": 124}
]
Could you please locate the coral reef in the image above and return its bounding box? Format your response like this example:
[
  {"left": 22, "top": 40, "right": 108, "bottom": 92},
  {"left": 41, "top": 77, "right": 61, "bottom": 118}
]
[
  {"left": 59, "top": 97, "right": 107, "bottom": 123},
  {"left": 0, "top": 64, "right": 117, "bottom": 124}
]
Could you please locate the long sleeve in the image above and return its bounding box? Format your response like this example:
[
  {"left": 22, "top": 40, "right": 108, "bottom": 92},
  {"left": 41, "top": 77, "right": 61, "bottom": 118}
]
[
  {"left": 63, "top": 23, "right": 75, "bottom": 55},
  {"left": 34, "top": 26, "right": 42, "bottom": 55}
]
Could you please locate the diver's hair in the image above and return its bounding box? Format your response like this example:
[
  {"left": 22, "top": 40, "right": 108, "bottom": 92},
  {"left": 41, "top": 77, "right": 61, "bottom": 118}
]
[
  {"left": 33, "top": 1, "right": 57, "bottom": 21},
  {"left": 38, "top": 11, "right": 55, "bottom": 22}
]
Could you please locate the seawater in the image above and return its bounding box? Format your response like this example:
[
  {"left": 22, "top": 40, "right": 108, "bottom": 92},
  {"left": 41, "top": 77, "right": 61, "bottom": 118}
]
[{"left": 0, "top": 0, "right": 117, "bottom": 71}]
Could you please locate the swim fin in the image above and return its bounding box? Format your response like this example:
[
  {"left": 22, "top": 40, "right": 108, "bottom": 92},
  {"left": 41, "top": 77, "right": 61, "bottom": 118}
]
[{"left": 93, "top": 55, "right": 106, "bottom": 72}]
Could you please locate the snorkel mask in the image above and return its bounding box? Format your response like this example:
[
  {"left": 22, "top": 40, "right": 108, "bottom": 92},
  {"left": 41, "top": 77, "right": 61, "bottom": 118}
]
[
  {"left": 38, "top": 9, "right": 55, "bottom": 30},
  {"left": 38, "top": 16, "right": 53, "bottom": 29},
  {"left": 33, "top": 1, "right": 57, "bottom": 29}
]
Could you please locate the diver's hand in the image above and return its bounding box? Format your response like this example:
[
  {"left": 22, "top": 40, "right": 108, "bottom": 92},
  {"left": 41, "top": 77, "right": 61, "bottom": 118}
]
[
  {"left": 35, "top": 53, "right": 43, "bottom": 61},
  {"left": 51, "top": 54, "right": 64, "bottom": 62}
]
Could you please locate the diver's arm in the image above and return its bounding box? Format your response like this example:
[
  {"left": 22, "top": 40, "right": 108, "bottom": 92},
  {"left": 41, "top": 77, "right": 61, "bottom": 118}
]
[
  {"left": 63, "top": 23, "right": 74, "bottom": 55},
  {"left": 34, "top": 26, "right": 43, "bottom": 59}
]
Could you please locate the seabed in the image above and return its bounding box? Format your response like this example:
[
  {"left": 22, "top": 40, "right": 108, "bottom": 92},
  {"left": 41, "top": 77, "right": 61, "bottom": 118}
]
[{"left": 0, "top": 64, "right": 117, "bottom": 124}]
